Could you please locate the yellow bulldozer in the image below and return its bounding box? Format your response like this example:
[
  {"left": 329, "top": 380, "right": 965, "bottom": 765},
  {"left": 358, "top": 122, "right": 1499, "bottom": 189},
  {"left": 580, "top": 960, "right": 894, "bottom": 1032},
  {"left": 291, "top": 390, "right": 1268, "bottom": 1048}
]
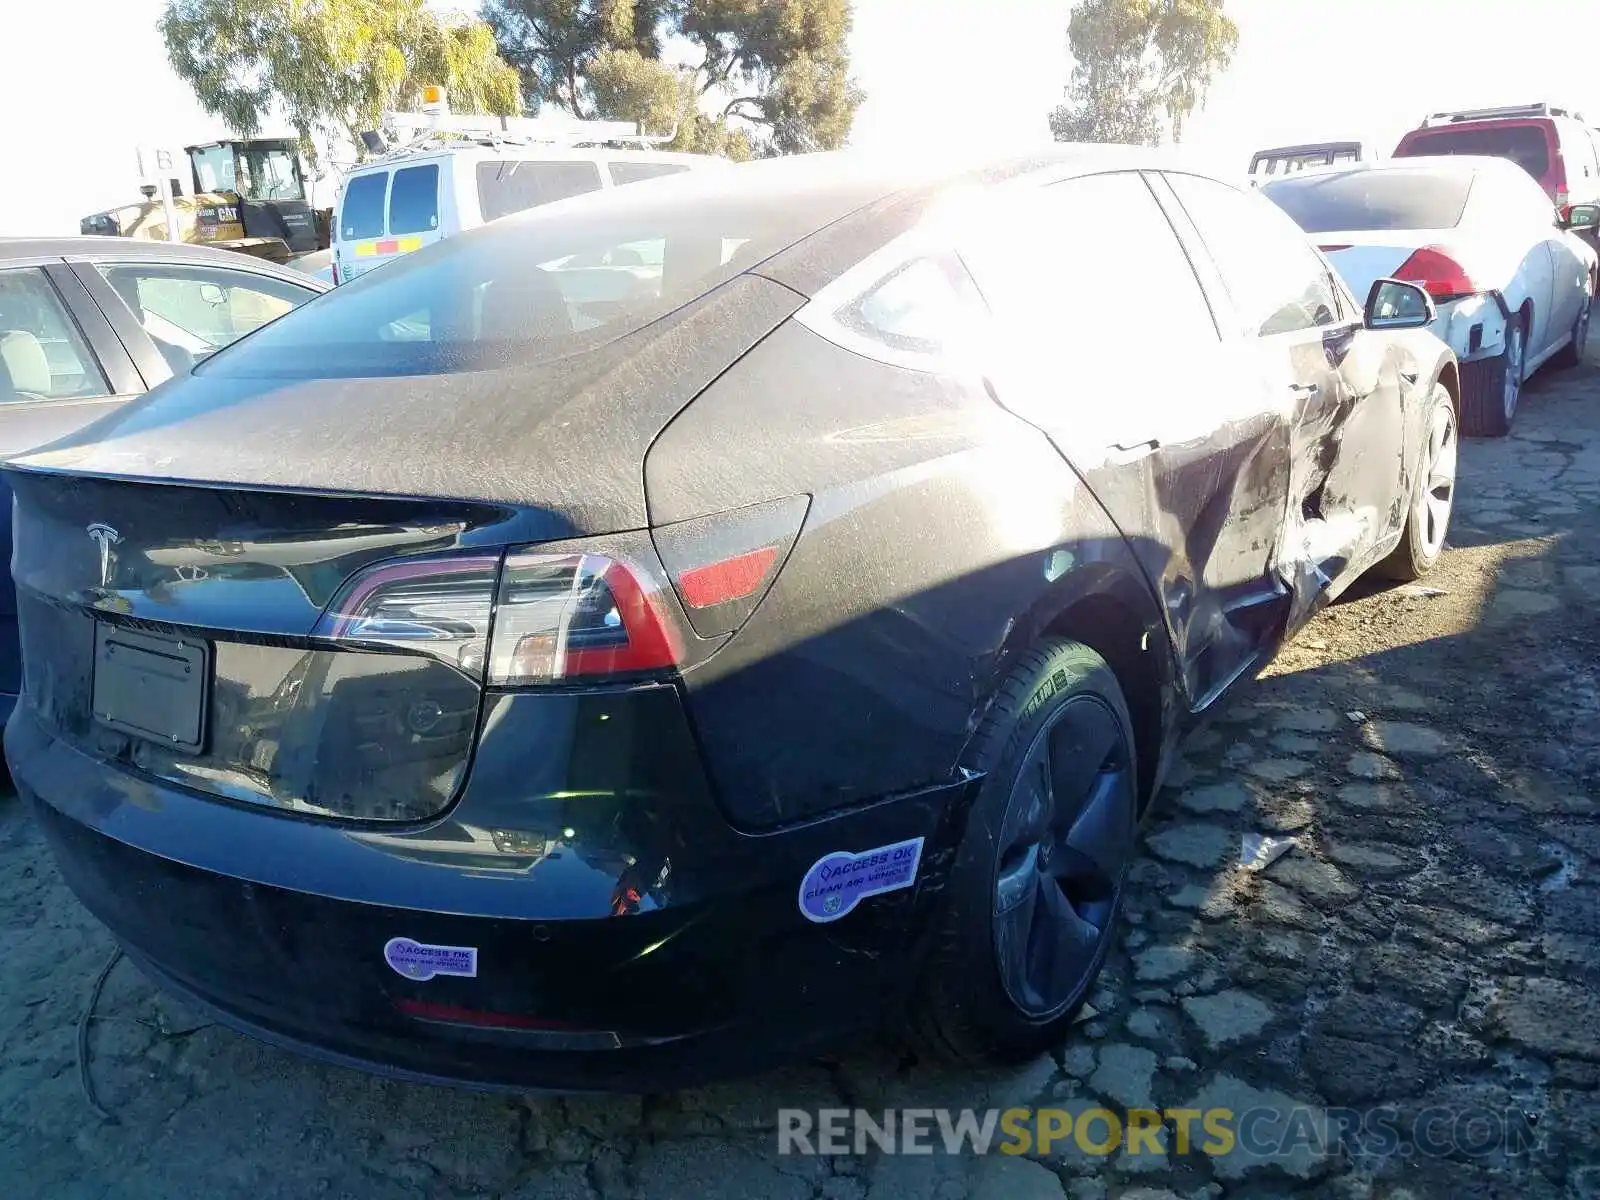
[{"left": 79, "top": 139, "right": 332, "bottom": 264}]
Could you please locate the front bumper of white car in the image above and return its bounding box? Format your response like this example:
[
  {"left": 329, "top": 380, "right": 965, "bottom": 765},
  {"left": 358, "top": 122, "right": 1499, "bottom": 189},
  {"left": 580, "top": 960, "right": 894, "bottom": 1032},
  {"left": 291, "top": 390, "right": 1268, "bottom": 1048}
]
[{"left": 1429, "top": 292, "right": 1513, "bottom": 364}]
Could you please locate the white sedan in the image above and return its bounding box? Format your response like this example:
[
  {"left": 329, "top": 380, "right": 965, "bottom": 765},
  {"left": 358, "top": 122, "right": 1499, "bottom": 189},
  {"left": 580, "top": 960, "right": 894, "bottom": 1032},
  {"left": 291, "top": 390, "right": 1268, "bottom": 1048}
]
[{"left": 1262, "top": 155, "right": 1598, "bottom": 436}]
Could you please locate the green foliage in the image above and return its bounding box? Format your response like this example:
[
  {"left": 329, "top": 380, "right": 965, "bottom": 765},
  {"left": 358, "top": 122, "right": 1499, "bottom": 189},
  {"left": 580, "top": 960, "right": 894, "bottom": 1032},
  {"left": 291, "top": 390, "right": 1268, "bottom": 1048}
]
[
  {"left": 160, "top": 0, "right": 522, "bottom": 160},
  {"left": 1049, "top": 0, "right": 1239, "bottom": 146},
  {"left": 482, "top": 0, "right": 862, "bottom": 157}
]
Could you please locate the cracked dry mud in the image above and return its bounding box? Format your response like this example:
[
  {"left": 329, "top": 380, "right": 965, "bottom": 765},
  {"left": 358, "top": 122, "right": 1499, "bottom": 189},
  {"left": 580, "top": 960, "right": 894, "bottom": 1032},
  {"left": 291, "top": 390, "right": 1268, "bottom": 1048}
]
[{"left": 5, "top": 353, "right": 1600, "bottom": 1200}]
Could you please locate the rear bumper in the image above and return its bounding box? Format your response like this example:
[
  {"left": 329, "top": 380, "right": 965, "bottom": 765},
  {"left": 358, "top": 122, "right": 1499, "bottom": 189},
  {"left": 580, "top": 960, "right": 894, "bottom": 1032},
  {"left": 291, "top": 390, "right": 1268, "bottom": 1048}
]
[
  {"left": 7, "top": 690, "right": 977, "bottom": 1092},
  {"left": 1432, "top": 292, "right": 1512, "bottom": 363}
]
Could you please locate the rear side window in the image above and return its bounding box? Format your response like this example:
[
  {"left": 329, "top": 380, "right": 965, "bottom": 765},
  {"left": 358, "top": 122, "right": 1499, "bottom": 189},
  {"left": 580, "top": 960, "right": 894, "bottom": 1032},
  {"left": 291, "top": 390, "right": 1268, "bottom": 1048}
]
[
  {"left": 1397, "top": 125, "right": 1552, "bottom": 182},
  {"left": 340, "top": 172, "right": 388, "bottom": 240},
  {"left": 959, "top": 171, "right": 1220, "bottom": 356},
  {"left": 608, "top": 161, "right": 691, "bottom": 187},
  {"left": 476, "top": 160, "right": 604, "bottom": 222},
  {"left": 1166, "top": 172, "right": 1341, "bottom": 338},
  {"left": 1263, "top": 170, "right": 1473, "bottom": 232},
  {"left": 388, "top": 164, "right": 440, "bottom": 235},
  {"left": 822, "top": 255, "right": 984, "bottom": 363}
]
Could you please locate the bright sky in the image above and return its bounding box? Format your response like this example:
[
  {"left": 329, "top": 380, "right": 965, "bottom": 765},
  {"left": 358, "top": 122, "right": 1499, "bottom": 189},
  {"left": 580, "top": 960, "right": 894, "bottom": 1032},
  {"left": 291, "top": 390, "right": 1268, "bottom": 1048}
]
[{"left": 4, "top": 0, "right": 1599, "bottom": 235}]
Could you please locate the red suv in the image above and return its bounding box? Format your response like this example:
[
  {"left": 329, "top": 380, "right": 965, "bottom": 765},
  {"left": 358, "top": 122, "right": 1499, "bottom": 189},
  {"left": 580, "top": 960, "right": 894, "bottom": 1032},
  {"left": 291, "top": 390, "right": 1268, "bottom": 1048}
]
[{"left": 1393, "top": 103, "right": 1600, "bottom": 219}]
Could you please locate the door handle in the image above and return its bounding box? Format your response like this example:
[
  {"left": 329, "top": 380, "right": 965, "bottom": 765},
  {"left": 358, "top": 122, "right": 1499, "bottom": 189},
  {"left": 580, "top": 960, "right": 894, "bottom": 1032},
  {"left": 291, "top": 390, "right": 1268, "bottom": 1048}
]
[{"left": 1288, "top": 382, "right": 1320, "bottom": 396}]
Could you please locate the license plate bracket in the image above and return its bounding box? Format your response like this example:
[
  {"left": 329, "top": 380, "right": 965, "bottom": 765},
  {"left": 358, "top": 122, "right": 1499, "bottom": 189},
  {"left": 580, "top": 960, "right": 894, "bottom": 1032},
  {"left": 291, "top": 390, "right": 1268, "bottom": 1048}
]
[{"left": 92, "top": 624, "right": 209, "bottom": 754}]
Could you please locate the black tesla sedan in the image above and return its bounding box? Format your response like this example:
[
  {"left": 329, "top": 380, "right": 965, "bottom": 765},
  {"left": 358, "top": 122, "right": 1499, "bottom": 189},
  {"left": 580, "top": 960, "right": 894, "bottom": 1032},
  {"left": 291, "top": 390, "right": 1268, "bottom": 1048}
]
[{"left": 4, "top": 146, "right": 1458, "bottom": 1092}]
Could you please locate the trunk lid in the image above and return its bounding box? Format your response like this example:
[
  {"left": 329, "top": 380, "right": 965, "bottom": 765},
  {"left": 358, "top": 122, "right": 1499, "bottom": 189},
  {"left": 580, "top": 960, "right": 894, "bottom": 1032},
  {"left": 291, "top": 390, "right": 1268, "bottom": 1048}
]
[{"left": 5, "top": 469, "right": 512, "bottom": 822}]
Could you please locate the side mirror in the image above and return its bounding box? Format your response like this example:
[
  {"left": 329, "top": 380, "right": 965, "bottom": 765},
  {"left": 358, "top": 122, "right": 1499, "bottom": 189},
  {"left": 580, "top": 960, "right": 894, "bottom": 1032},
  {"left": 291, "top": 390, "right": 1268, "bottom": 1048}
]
[
  {"left": 1364, "top": 278, "right": 1435, "bottom": 331},
  {"left": 1563, "top": 203, "right": 1600, "bottom": 231}
]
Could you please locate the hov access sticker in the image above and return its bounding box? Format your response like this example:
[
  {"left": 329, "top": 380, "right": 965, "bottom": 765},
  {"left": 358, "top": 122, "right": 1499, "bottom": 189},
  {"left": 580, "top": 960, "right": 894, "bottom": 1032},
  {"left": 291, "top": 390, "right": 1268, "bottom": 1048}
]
[
  {"left": 799, "top": 837, "right": 924, "bottom": 923},
  {"left": 383, "top": 937, "right": 478, "bottom": 981}
]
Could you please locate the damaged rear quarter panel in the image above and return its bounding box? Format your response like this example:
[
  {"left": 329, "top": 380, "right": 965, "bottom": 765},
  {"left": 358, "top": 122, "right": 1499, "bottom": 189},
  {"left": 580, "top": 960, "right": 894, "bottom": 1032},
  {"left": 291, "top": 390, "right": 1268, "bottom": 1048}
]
[{"left": 645, "top": 323, "right": 1174, "bottom": 830}]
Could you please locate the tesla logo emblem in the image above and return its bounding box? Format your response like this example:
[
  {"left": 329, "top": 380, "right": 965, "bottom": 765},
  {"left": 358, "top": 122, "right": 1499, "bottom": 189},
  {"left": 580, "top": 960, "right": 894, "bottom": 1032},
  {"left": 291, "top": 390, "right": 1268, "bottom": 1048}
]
[{"left": 86, "top": 523, "right": 122, "bottom": 588}]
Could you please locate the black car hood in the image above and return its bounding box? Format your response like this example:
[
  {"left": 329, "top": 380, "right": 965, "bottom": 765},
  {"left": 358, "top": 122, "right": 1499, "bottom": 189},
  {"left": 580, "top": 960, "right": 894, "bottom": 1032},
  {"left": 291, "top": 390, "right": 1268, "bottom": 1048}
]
[{"left": 10, "top": 274, "right": 803, "bottom": 534}]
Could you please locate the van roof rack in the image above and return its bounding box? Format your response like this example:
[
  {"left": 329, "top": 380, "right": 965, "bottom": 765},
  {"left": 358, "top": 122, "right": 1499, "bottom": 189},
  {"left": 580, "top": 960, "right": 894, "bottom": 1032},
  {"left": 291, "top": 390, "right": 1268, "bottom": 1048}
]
[
  {"left": 359, "top": 108, "right": 680, "bottom": 164},
  {"left": 1421, "top": 102, "right": 1583, "bottom": 127}
]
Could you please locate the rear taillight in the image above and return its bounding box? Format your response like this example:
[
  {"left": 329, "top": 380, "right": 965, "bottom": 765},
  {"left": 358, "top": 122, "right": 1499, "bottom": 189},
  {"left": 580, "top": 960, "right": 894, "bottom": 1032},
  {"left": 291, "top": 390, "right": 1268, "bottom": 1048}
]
[
  {"left": 314, "top": 506, "right": 805, "bottom": 688},
  {"left": 313, "top": 552, "right": 499, "bottom": 674},
  {"left": 1393, "top": 246, "right": 1477, "bottom": 302},
  {"left": 489, "top": 549, "right": 681, "bottom": 685}
]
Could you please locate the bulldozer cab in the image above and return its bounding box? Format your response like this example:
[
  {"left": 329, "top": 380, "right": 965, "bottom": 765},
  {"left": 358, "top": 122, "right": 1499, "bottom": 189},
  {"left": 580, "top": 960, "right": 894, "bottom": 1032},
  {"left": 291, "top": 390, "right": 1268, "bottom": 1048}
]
[
  {"left": 187, "top": 140, "right": 306, "bottom": 203},
  {"left": 184, "top": 139, "right": 323, "bottom": 255}
]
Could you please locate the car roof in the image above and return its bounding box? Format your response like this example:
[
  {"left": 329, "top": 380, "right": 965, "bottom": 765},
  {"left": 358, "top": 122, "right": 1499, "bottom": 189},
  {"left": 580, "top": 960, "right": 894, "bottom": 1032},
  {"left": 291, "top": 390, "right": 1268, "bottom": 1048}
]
[
  {"left": 473, "top": 142, "right": 1207, "bottom": 221},
  {"left": 0, "top": 236, "right": 331, "bottom": 287}
]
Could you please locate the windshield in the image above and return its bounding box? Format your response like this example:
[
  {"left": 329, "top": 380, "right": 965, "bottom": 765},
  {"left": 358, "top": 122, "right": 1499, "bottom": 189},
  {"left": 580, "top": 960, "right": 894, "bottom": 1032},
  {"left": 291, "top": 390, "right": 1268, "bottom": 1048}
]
[
  {"left": 190, "top": 145, "right": 237, "bottom": 195},
  {"left": 1263, "top": 169, "right": 1474, "bottom": 232},
  {"left": 202, "top": 171, "right": 825, "bottom": 380},
  {"left": 239, "top": 146, "right": 304, "bottom": 202},
  {"left": 1398, "top": 125, "right": 1551, "bottom": 180}
]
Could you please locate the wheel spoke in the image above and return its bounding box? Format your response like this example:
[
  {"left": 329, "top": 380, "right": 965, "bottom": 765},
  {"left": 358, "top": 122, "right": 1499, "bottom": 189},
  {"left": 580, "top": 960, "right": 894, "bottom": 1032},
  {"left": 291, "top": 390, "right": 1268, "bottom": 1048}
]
[
  {"left": 994, "top": 869, "right": 1041, "bottom": 1005},
  {"left": 1044, "top": 700, "right": 1122, "bottom": 818},
  {"left": 1055, "top": 768, "right": 1132, "bottom": 885},
  {"left": 995, "top": 842, "right": 1039, "bottom": 915},
  {"left": 1425, "top": 492, "right": 1451, "bottom": 542},
  {"left": 1032, "top": 878, "right": 1102, "bottom": 1001}
]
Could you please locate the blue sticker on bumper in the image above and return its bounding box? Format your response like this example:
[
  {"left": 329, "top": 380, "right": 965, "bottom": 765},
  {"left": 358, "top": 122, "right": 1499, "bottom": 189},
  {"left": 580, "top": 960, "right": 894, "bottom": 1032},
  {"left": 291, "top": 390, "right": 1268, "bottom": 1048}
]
[
  {"left": 383, "top": 937, "right": 479, "bottom": 981},
  {"left": 799, "top": 837, "right": 924, "bottom": 923}
]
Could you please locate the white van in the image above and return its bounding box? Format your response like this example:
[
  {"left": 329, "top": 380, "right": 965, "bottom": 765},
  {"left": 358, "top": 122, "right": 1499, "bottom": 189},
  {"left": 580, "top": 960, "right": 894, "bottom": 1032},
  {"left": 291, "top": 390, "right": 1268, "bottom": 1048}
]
[{"left": 330, "top": 145, "right": 728, "bottom": 284}]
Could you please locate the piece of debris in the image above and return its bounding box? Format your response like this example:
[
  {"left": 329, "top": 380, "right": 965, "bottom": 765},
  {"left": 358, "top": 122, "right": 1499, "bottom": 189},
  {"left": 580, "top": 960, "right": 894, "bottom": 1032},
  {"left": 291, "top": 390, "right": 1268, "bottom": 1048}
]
[
  {"left": 1345, "top": 710, "right": 1367, "bottom": 724},
  {"left": 1302, "top": 637, "right": 1328, "bottom": 650},
  {"left": 1395, "top": 584, "right": 1448, "bottom": 599},
  {"left": 1073, "top": 1003, "right": 1099, "bottom": 1025},
  {"left": 1239, "top": 833, "right": 1298, "bottom": 872}
]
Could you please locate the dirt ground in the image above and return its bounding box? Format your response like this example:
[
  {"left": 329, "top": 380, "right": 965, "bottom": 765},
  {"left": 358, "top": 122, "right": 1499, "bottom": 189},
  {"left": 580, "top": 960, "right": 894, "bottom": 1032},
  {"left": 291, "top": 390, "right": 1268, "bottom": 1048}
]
[{"left": 3, "top": 348, "right": 1599, "bottom": 1199}]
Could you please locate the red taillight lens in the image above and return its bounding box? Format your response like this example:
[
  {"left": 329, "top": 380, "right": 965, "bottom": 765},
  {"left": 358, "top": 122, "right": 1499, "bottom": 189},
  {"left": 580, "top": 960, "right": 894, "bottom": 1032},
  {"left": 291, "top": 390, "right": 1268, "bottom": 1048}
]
[
  {"left": 1393, "top": 246, "right": 1476, "bottom": 302},
  {"left": 489, "top": 550, "right": 681, "bottom": 685}
]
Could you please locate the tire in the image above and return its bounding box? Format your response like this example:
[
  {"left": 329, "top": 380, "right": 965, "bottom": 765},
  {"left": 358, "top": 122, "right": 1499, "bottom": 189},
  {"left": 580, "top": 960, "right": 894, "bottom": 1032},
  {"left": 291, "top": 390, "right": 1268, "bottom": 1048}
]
[
  {"left": 1462, "top": 314, "right": 1525, "bottom": 438},
  {"left": 1553, "top": 291, "right": 1592, "bottom": 370},
  {"left": 908, "top": 639, "right": 1139, "bottom": 1066},
  {"left": 1377, "top": 381, "right": 1458, "bottom": 582}
]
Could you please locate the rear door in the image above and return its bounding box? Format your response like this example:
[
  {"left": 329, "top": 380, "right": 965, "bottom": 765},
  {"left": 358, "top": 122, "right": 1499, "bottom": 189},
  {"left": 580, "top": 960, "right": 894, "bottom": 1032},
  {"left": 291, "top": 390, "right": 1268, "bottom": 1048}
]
[
  {"left": 957, "top": 169, "right": 1296, "bottom": 705},
  {"left": 72, "top": 259, "right": 320, "bottom": 386},
  {"left": 0, "top": 261, "right": 144, "bottom": 705},
  {"left": 1156, "top": 170, "right": 1404, "bottom": 608}
]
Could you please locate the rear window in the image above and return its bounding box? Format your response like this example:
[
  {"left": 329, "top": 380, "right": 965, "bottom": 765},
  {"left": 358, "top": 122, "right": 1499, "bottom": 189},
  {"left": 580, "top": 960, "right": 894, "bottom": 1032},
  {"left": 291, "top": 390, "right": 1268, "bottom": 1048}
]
[
  {"left": 340, "top": 172, "right": 388, "bottom": 240},
  {"left": 1263, "top": 170, "right": 1474, "bottom": 233},
  {"left": 476, "top": 160, "right": 603, "bottom": 222},
  {"left": 199, "top": 172, "right": 823, "bottom": 380},
  {"left": 608, "top": 161, "right": 691, "bottom": 186},
  {"left": 388, "top": 164, "right": 440, "bottom": 235},
  {"left": 1397, "top": 125, "right": 1551, "bottom": 181}
]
